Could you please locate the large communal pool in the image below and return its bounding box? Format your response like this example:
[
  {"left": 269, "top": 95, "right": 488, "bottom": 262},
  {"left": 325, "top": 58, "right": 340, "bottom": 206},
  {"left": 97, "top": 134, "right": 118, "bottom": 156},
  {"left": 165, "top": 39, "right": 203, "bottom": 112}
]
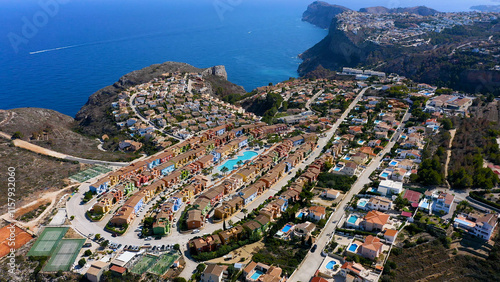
[
  {"left": 251, "top": 270, "right": 264, "bottom": 280},
  {"left": 348, "top": 243, "right": 359, "bottom": 252},
  {"left": 281, "top": 224, "right": 293, "bottom": 233},
  {"left": 217, "top": 151, "right": 258, "bottom": 172},
  {"left": 347, "top": 215, "right": 358, "bottom": 224},
  {"left": 326, "top": 260, "right": 337, "bottom": 270}
]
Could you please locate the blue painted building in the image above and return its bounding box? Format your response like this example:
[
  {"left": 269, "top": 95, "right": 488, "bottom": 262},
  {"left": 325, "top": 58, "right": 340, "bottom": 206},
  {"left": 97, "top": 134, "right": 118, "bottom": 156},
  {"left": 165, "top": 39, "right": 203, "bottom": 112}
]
[
  {"left": 238, "top": 137, "right": 248, "bottom": 148},
  {"left": 158, "top": 162, "right": 175, "bottom": 176},
  {"left": 211, "top": 150, "right": 221, "bottom": 163},
  {"left": 146, "top": 157, "right": 161, "bottom": 169},
  {"left": 89, "top": 177, "right": 110, "bottom": 195},
  {"left": 216, "top": 127, "right": 226, "bottom": 136},
  {"left": 171, "top": 195, "right": 184, "bottom": 212},
  {"left": 233, "top": 128, "right": 243, "bottom": 137},
  {"left": 291, "top": 136, "right": 305, "bottom": 147},
  {"left": 239, "top": 187, "right": 258, "bottom": 206}
]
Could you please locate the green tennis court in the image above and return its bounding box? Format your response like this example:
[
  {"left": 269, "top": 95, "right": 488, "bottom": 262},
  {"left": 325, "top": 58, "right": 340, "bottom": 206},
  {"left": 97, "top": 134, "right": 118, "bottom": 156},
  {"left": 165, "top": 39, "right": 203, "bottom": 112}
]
[
  {"left": 148, "top": 253, "right": 179, "bottom": 275},
  {"left": 130, "top": 254, "right": 159, "bottom": 275},
  {"left": 43, "top": 239, "right": 85, "bottom": 272},
  {"left": 27, "top": 227, "right": 68, "bottom": 257}
]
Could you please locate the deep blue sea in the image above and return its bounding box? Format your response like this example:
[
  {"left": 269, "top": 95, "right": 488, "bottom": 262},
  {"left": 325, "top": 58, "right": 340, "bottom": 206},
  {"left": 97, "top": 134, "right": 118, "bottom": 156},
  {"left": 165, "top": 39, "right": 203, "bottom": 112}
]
[{"left": 0, "top": 0, "right": 495, "bottom": 117}]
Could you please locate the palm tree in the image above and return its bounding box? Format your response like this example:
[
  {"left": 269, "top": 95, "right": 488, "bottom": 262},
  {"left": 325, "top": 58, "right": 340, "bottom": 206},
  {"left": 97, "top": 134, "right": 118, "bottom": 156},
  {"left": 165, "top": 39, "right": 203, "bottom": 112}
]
[
  {"left": 237, "top": 160, "right": 243, "bottom": 167},
  {"left": 221, "top": 166, "right": 229, "bottom": 175}
]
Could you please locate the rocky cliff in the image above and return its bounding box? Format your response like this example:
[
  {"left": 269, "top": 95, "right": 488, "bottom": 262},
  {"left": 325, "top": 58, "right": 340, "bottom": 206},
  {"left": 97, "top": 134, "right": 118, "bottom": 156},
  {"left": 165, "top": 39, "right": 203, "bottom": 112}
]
[
  {"left": 302, "top": 1, "right": 351, "bottom": 29},
  {"left": 298, "top": 18, "right": 379, "bottom": 76},
  {"left": 75, "top": 61, "right": 245, "bottom": 137}
]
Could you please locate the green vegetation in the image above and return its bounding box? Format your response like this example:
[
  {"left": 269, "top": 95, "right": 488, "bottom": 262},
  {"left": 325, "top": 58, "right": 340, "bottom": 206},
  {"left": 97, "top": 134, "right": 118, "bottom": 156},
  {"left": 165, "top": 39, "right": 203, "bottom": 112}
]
[
  {"left": 316, "top": 172, "right": 357, "bottom": 192},
  {"left": 246, "top": 93, "right": 284, "bottom": 124},
  {"left": 448, "top": 118, "right": 500, "bottom": 189}
]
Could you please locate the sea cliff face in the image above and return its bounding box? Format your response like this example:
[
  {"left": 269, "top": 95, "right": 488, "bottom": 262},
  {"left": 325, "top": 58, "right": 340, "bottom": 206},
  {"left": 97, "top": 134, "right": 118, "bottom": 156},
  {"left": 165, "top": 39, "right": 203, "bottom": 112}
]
[
  {"left": 298, "top": 18, "right": 378, "bottom": 76},
  {"left": 74, "top": 62, "right": 245, "bottom": 137},
  {"left": 302, "top": 1, "right": 350, "bottom": 29}
]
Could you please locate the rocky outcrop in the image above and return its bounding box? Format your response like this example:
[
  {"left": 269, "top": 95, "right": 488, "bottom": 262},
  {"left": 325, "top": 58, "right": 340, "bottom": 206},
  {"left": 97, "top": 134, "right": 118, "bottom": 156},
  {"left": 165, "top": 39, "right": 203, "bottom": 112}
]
[
  {"left": 202, "top": 65, "right": 228, "bottom": 80},
  {"left": 302, "top": 1, "right": 351, "bottom": 29}
]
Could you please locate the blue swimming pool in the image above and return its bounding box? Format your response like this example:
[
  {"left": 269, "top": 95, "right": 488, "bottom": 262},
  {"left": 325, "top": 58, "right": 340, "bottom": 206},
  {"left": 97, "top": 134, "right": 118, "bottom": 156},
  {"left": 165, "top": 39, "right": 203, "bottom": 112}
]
[
  {"left": 389, "top": 161, "right": 398, "bottom": 166},
  {"left": 454, "top": 218, "right": 475, "bottom": 227},
  {"left": 380, "top": 172, "right": 389, "bottom": 178},
  {"left": 217, "top": 151, "right": 258, "bottom": 172},
  {"left": 357, "top": 140, "right": 365, "bottom": 145},
  {"left": 358, "top": 199, "right": 368, "bottom": 207},
  {"left": 297, "top": 212, "right": 304, "bottom": 219},
  {"left": 347, "top": 215, "right": 358, "bottom": 224},
  {"left": 326, "top": 260, "right": 337, "bottom": 270},
  {"left": 348, "top": 243, "right": 358, "bottom": 252},
  {"left": 333, "top": 167, "right": 342, "bottom": 172},
  {"left": 419, "top": 198, "right": 430, "bottom": 209},
  {"left": 344, "top": 156, "right": 351, "bottom": 161},
  {"left": 281, "top": 224, "right": 293, "bottom": 233},
  {"left": 251, "top": 270, "right": 264, "bottom": 280}
]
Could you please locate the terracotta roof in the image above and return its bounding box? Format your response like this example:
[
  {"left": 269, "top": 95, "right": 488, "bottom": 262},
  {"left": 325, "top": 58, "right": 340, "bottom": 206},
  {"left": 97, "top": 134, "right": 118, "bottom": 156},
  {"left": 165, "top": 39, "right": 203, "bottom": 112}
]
[
  {"left": 384, "top": 229, "right": 398, "bottom": 237},
  {"left": 364, "top": 210, "right": 389, "bottom": 226}
]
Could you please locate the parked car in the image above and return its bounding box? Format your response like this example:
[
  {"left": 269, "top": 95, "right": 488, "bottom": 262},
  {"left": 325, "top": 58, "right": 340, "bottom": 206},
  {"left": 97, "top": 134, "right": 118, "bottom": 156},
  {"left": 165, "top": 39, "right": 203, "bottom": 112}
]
[
  {"left": 192, "top": 229, "right": 200, "bottom": 234},
  {"left": 311, "top": 244, "right": 317, "bottom": 252}
]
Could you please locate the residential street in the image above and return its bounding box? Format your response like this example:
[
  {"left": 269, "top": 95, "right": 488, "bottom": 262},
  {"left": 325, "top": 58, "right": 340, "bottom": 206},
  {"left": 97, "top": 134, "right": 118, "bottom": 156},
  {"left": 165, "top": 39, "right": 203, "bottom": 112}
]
[{"left": 289, "top": 107, "right": 410, "bottom": 282}]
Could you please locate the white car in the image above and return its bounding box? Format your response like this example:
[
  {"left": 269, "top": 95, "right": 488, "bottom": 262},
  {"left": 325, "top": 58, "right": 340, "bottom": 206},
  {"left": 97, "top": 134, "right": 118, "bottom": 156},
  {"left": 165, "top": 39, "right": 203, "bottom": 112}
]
[{"left": 192, "top": 229, "right": 200, "bottom": 234}]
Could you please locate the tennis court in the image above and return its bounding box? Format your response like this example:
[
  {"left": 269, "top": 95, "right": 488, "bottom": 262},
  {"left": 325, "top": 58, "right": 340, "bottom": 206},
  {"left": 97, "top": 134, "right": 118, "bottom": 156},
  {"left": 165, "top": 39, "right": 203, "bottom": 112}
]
[
  {"left": 148, "top": 253, "right": 179, "bottom": 275},
  {"left": 43, "top": 239, "right": 85, "bottom": 272},
  {"left": 70, "top": 165, "right": 112, "bottom": 182},
  {"left": 27, "top": 227, "right": 68, "bottom": 257},
  {"left": 130, "top": 254, "right": 159, "bottom": 275}
]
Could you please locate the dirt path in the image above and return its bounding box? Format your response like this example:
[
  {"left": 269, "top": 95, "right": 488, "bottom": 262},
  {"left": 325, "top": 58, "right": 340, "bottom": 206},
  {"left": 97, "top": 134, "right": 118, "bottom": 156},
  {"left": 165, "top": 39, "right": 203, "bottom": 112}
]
[
  {"left": 0, "top": 110, "right": 14, "bottom": 127},
  {"left": 444, "top": 129, "right": 457, "bottom": 189},
  {"left": 0, "top": 184, "right": 77, "bottom": 232}
]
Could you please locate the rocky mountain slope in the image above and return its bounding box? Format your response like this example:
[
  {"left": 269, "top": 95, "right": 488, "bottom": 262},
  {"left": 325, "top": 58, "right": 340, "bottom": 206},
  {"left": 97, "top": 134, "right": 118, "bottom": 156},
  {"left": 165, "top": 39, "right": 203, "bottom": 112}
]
[{"left": 299, "top": 2, "right": 500, "bottom": 95}]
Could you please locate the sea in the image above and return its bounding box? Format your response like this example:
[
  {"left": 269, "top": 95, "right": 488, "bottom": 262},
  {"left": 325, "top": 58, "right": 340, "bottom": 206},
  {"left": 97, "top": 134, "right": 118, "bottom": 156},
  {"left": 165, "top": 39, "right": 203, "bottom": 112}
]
[{"left": 0, "top": 0, "right": 495, "bottom": 117}]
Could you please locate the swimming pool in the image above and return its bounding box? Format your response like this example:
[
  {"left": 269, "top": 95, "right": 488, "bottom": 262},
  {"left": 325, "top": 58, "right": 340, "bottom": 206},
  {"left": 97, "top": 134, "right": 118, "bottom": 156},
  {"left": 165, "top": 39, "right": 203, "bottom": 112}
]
[
  {"left": 380, "top": 172, "right": 390, "bottom": 178},
  {"left": 357, "top": 140, "right": 365, "bottom": 145},
  {"left": 348, "top": 243, "right": 358, "bottom": 252},
  {"left": 358, "top": 199, "right": 368, "bottom": 207},
  {"left": 251, "top": 270, "right": 264, "bottom": 280},
  {"left": 333, "top": 167, "right": 342, "bottom": 172},
  {"left": 454, "top": 218, "right": 475, "bottom": 227},
  {"left": 389, "top": 161, "right": 398, "bottom": 166},
  {"left": 347, "top": 215, "right": 358, "bottom": 224},
  {"left": 326, "top": 260, "right": 337, "bottom": 270},
  {"left": 344, "top": 156, "right": 352, "bottom": 161},
  {"left": 281, "top": 224, "right": 293, "bottom": 233},
  {"left": 419, "top": 198, "right": 430, "bottom": 209},
  {"left": 217, "top": 151, "right": 258, "bottom": 172},
  {"left": 297, "top": 212, "right": 304, "bottom": 219}
]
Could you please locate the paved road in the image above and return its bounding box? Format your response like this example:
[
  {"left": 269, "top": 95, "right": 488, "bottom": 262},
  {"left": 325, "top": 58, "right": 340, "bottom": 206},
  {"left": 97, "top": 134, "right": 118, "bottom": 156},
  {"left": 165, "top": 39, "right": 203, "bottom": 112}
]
[
  {"left": 305, "top": 90, "right": 324, "bottom": 112},
  {"left": 290, "top": 106, "right": 410, "bottom": 282}
]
